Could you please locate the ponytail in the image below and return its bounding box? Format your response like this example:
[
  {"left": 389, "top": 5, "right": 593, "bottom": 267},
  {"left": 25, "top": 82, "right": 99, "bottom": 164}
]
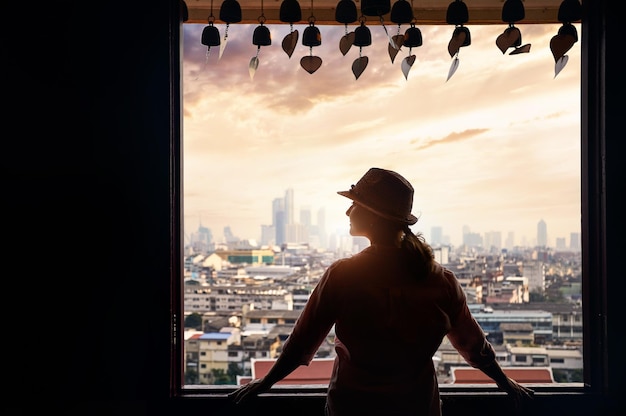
[{"left": 401, "top": 225, "right": 435, "bottom": 278}]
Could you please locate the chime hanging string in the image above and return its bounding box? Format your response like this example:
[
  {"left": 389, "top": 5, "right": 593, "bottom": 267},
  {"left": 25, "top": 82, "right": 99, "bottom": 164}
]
[
  {"left": 380, "top": 12, "right": 397, "bottom": 49},
  {"left": 309, "top": 0, "right": 315, "bottom": 55},
  {"left": 256, "top": 0, "right": 266, "bottom": 58},
  {"left": 206, "top": 0, "right": 215, "bottom": 61}
]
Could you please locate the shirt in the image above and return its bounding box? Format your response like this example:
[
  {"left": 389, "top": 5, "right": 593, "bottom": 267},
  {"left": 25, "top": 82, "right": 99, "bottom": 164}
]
[{"left": 280, "top": 244, "right": 496, "bottom": 416}]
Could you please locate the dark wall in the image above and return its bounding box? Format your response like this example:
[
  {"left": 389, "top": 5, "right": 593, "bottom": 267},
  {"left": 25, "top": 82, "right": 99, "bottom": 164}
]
[{"left": 3, "top": 1, "right": 624, "bottom": 415}]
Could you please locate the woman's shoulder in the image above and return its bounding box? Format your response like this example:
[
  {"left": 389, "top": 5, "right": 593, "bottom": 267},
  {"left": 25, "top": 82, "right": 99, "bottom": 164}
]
[{"left": 428, "top": 263, "right": 459, "bottom": 285}]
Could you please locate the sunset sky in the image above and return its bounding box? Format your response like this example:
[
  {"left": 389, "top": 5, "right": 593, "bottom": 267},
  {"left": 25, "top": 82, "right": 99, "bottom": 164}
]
[{"left": 182, "top": 22, "right": 581, "bottom": 248}]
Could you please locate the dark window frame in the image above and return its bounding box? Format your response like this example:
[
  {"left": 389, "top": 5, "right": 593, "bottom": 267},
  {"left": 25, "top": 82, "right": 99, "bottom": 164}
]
[{"left": 169, "top": 0, "right": 612, "bottom": 410}]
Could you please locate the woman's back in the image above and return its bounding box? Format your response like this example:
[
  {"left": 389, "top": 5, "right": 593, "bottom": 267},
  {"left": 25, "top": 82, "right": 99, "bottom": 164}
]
[{"left": 330, "top": 245, "right": 457, "bottom": 370}]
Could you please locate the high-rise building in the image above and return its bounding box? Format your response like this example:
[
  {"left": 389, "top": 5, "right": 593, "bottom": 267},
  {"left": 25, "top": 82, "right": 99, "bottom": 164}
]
[
  {"left": 260, "top": 224, "right": 275, "bottom": 246},
  {"left": 317, "top": 207, "right": 327, "bottom": 249},
  {"left": 505, "top": 231, "right": 515, "bottom": 250},
  {"left": 275, "top": 211, "right": 285, "bottom": 246},
  {"left": 284, "top": 188, "right": 294, "bottom": 225},
  {"left": 273, "top": 197, "right": 285, "bottom": 245},
  {"left": 463, "top": 232, "right": 483, "bottom": 248},
  {"left": 286, "top": 223, "right": 308, "bottom": 244},
  {"left": 300, "top": 206, "right": 311, "bottom": 227},
  {"left": 537, "top": 219, "right": 548, "bottom": 247},
  {"left": 484, "top": 231, "right": 502, "bottom": 251},
  {"left": 570, "top": 232, "right": 580, "bottom": 251},
  {"left": 223, "top": 226, "right": 238, "bottom": 244},
  {"left": 431, "top": 226, "right": 443, "bottom": 246}
]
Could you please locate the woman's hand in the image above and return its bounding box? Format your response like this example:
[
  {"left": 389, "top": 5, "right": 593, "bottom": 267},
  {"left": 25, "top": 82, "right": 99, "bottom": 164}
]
[
  {"left": 497, "top": 376, "right": 535, "bottom": 413},
  {"left": 228, "top": 377, "right": 272, "bottom": 405}
]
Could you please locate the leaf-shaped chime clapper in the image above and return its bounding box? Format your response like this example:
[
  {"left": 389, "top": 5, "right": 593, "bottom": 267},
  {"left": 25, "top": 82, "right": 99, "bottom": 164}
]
[
  {"left": 401, "top": 23, "right": 422, "bottom": 80},
  {"left": 280, "top": 0, "right": 302, "bottom": 58},
  {"left": 301, "top": 7, "right": 322, "bottom": 74},
  {"left": 497, "top": 0, "right": 530, "bottom": 55},
  {"left": 445, "top": 0, "right": 470, "bottom": 81},
  {"left": 250, "top": 15, "right": 271, "bottom": 80},
  {"left": 401, "top": 55, "right": 416, "bottom": 80},
  {"left": 389, "top": 0, "right": 413, "bottom": 64},
  {"left": 352, "top": 18, "right": 371, "bottom": 80},
  {"left": 551, "top": 0, "right": 582, "bottom": 77},
  {"left": 335, "top": 0, "right": 357, "bottom": 56},
  {"left": 446, "top": 56, "right": 459, "bottom": 82},
  {"left": 219, "top": 0, "right": 242, "bottom": 60}
]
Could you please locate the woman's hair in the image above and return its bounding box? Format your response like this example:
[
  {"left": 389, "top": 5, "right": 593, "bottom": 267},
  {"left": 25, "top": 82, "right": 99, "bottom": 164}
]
[
  {"left": 401, "top": 224, "right": 435, "bottom": 278},
  {"left": 369, "top": 213, "right": 435, "bottom": 279}
]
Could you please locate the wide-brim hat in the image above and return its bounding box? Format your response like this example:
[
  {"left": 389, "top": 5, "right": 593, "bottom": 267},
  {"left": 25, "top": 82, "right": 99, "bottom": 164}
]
[{"left": 338, "top": 167, "right": 418, "bottom": 225}]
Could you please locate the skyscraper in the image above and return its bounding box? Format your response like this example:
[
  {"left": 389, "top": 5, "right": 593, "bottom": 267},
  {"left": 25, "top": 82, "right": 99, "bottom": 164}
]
[
  {"left": 273, "top": 197, "right": 285, "bottom": 245},
  {"left": 317, "top": 207, "right": 327, "bottom": 249},
  {"left": 537, "top": 219, "right": 548, "bottom": 247},
  {"left": 300, "top": 206, "right": 311, "bottom": 227},
  {"left": 505, "top": 231, "right": 515, "bottom": 249},
  {"left": 570, "top": 232, "right": 580, "bottom": 251},
  {"left": 431, "top": 226, "right": 443, "bottom": 246},
  {"left": 284, "top": 188, "right": 294, "bottom": 225}
]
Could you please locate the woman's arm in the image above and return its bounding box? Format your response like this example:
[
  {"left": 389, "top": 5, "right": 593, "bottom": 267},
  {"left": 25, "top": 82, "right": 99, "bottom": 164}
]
[
  {"left": 478, "top": 360, "right": 535, "bottom": 412},
  {"left": 228, "top": 353, "right": 302, "bottom": 404},
  {"left": 229, "top": 265, "right": 340, "bottom": 405}
]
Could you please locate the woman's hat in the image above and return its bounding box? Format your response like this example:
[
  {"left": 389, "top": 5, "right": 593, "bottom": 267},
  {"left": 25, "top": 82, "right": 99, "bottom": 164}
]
[{"left": 338, "top": 167, "right": 418, "bottom": 225}]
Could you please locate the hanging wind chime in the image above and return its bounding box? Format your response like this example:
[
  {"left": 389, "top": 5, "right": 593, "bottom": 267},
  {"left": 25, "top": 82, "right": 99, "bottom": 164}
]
[
  {"left": 218, "top": 0, "right": 242, "bottom": 60},
  {"left": 400, "top": 11, "right": 423, "bottom": 80},
  {"left": 361, "top": 0, "right": 399, "bottom": 50},
  {"left": 301, "top": 0, "right": 322, "bottom": 74},
  {"left": 279, "top": 0, "right": 302, "bottom": 58},
  {"left": 550, "top": 0, "right": 582, "bottom": 78},
  {"left": 351, "top": 15, "right": 372, "bottom": 80},
  {"left": 445, "top": 0, "right": 471, "bottom": 82},
  {"left": 335, "top": 0, "right": 358, "bottom": 56},
  {"left": 249, "top": 1, "right": 271, "bottom": 80},
  {"left": 496, "top": 0, "right": 531, "bottom": 56},
  {"left": 389, "top": 0, "right": 413, "bottom": 64},
  {"left": 201, "top": 0, "right": 221, "bottom": 64}
]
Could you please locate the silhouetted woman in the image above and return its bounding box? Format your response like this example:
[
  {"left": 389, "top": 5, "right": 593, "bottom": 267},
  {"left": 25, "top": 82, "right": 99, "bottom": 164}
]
[{"left": 229, "top": 167, "right": 533, "bottom": 415}]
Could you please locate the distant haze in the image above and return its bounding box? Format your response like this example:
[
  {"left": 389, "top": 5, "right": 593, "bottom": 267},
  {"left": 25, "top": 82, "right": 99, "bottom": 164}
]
[{"left": 183, "top": 23, "right": 581, "bottom": 247}]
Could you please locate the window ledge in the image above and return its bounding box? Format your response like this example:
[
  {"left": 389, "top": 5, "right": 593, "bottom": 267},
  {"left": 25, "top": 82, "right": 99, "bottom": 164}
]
[{"left": 180, "top": 382, "right": 587, "bottom": 397}]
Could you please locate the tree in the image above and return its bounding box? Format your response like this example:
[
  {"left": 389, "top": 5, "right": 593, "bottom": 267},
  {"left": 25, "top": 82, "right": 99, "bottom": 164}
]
[
  {"left": 529, "top": 290, "right": 545, "bottom": 302},
  {"left": 184, "top": 312, "right": 203, "bottom": 330},
  {"left": 185, "top": 368, "right": 198, "bottom": 385},
  {"left": 210, "top": 368, "right": 231, "bottom": 384},
  {"left": 227, "top": 362, "right": 243, "bottom": 381}
]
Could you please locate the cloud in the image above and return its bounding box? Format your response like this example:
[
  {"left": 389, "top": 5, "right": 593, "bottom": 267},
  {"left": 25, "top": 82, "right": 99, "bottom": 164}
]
[
  {"left": 181, "top": 22, "right": 582, "bottom": 246},
  {"left": 413, "top": 128, "right": 489, "bottom": 150}
]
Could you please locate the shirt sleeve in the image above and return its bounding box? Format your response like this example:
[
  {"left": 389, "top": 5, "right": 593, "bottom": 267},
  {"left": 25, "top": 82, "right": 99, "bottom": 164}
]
[
  {"left": 444, "top": 268, "right": 497, "bottom": 368},
  {"left": 279, "top": 260, "right": 343, "bottom": 366}
]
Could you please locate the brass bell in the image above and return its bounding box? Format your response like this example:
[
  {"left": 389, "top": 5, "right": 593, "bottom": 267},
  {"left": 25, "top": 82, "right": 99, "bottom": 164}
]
[
  {"left": 201, "top": 24, "right": 221, "bottom": 47},
  {"left": 335, "top": 0, "right": 357, "bottom": 23},
  {"left": 446, "top": 0, "right": 468, "bottom": 25},
  {"left": 353, "top": 21, "right": 372, "bottom": 47},
  {"left": 403, "top": 25, "right": 422, "bottom": 48},
  {"left": 558, "top": 0, "right": 582, "bottom": 23},
  {"left": 501, "top": 0, "right": 525, "bottom": 23},
  {"left": 253, "top": 25, "right": 271, "bottom": 46},
  {"left": 361, "top": 0, "right": 390, "bottom": 17},
  {"left": 303, "top": 24, "right": 322, "bottom": 47},
  {"left": 390, "top": 0, "right": 413, "bottom": 24},
  {"left": 280, "top": 0, "right": 302, "bottom": 23},
  {"left": 219, "top": 0, "right": 242, "bottom": 23}
]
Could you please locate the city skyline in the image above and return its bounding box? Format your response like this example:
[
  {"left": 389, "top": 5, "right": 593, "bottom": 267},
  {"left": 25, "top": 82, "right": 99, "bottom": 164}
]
[
  {"left": 187, "top": 186, "right": 580, "bottom": 250},
  {"left": 183, "top": 23, "right": 581, "bottom": 248}
]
